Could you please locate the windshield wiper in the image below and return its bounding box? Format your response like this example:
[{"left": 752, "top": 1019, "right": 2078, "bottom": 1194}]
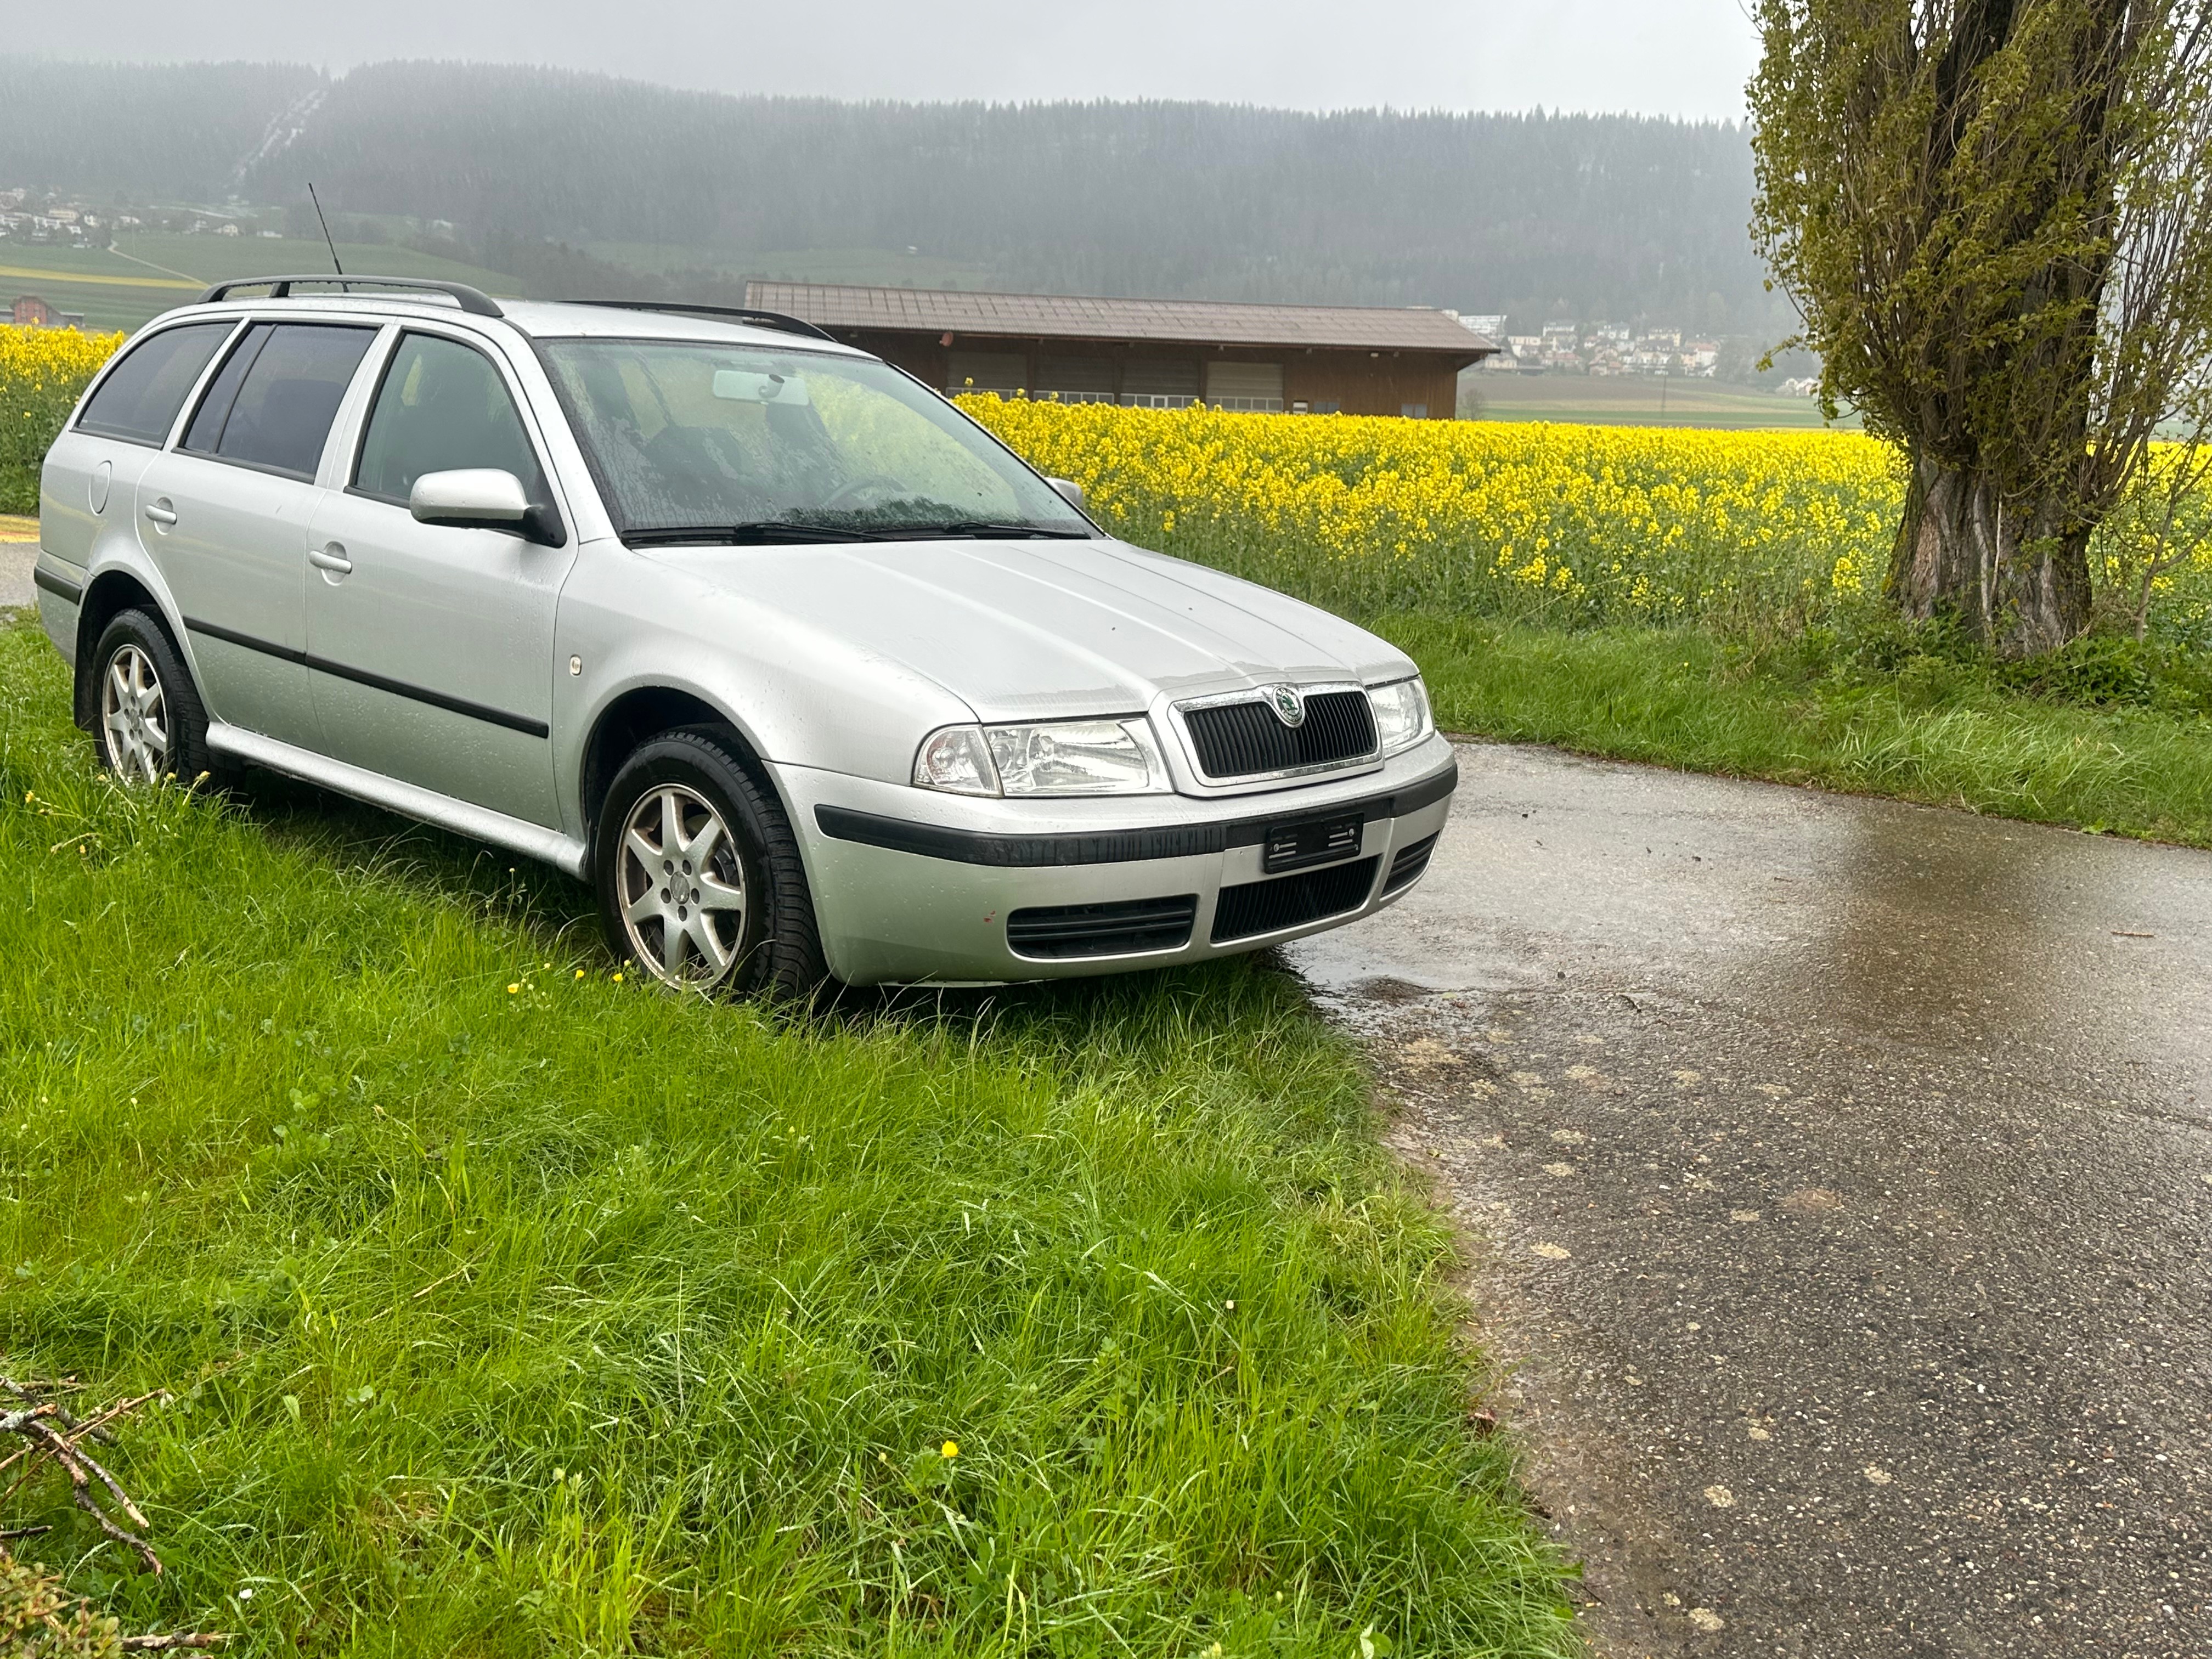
[
  {"left": 622, "top": 522, "right": 890, "bottom": 547},
  {"left": 872, "top": 521, "right": 1096, "bottom": 540}
]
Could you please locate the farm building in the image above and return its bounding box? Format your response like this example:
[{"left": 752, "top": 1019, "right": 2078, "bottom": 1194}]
[
  {"left": 11, "top": 294, "right": 86, "bottom": 329},
  {"left": 742, "top": 281, "right": 1497, "bottom": 419}
]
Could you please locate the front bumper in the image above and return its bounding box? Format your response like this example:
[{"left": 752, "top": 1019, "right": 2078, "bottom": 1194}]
[{"left": 776, "top": 733, "right": 1458, "bottom": 985}]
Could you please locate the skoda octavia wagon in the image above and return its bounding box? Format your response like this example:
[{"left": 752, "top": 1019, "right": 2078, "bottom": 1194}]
[{"left": 32, "top": 276, "right": 1454, "bottom": 995}]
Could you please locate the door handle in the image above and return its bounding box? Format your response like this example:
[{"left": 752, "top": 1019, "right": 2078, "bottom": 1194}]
[
  {"left": 143, "top": 500, "right": 178, "bottom": 528},
  {"left": 309, "top": 544, "right": 354, "bottom": 576}
]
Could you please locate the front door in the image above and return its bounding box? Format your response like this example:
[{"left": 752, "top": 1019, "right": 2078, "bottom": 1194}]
[
  {"left": 304, "top": 329, "right": 574, "bottom": 828},
  {"left": 136, "top": 320, "right": 379, "bottom": 748}
]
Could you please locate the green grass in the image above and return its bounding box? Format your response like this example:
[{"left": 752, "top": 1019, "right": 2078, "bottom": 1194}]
[
  {"left": 0, "top": 620, "right": 1575, "bottom": 1657},
  {"left": 1382, "top": 612, "right": 2212, "bottom": 846},
  {"left": 1467, "top": 375, "right": 1858, "bottom": 431}
]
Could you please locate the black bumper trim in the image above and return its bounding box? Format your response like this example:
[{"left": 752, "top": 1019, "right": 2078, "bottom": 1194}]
[
  {"left": 1007, "top": 893, "right": 1199, "bottom": 959},
  {"left": 815, "top": 754, "right": 1457, "bottom": 869},
  {"left": 33, "top": 567, "right": 83, "bottom": 604},
  {"left": 1383, "top": 832, "right": 1441, "bottom": 895},
  {"left": 1213, "top": 855, "right": 1381, "bottom": 943}
]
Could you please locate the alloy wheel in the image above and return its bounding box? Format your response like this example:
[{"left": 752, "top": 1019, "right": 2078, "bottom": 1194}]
[
  {"left": 100, "top": 644, "right": 170, "bottom": 784},
  {"left": 615, "top": 783, "right": 748, "bottom": 985}
]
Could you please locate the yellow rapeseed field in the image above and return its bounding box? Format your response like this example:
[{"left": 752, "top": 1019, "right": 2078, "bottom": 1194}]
[
  {"left": 0, "top": 324, "right": 126, "bottom": 513},
  {"left": 0, "top": 323, "right": 122, "bottom": 387},
  {"left": 964, "top": 397, "right": 2212, "bottom": 639},
  {"left": 962, "top": 396, "right": 1908, "bottom": 627}
]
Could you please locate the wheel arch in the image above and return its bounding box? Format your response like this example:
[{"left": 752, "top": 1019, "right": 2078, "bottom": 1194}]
[
  {"left": 578, "top": 686, "right": 788, "bottom": 859},
  {"left": 73, "top": 570, "right": 173, "bottom": 731}
]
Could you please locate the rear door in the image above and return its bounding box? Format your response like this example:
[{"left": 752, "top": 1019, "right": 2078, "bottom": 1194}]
[
  {"left": 41, "top": 319, "right": 238, "bottom": 574},
  {"left": 304, "top": 327, "right": 575, "bottom": 827},
  {"left": 133, "top": 320, "right": 380, "bottom": 747}
]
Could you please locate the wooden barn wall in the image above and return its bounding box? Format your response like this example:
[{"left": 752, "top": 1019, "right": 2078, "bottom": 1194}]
[{"left": 828, "top": 331, "right": 1474, "bottom": 419}]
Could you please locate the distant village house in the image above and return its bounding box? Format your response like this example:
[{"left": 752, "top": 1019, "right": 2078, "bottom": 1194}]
[{"left": 1477, "top": 313, "right": 1728, "bottom": 380}]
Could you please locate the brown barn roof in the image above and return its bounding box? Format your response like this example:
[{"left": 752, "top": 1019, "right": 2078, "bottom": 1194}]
[{"left": 744, "top": 281, "right": 1495, "bottom": 355}]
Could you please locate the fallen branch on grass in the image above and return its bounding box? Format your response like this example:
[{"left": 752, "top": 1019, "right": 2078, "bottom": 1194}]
[
  {"left": 0, "top": 1376, "right": 167, "bottom": 1574},
  {"left": 116, "top": 1634, "right": 234, "bottom": 1652},
  {"left": 1, "top": 1374, "right": 230, "bottom": 1652}
]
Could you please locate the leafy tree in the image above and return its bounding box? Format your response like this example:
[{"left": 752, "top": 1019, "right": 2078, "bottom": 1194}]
[{"left": 1750, "top": 0, "right": 2212, "bottom": 653}]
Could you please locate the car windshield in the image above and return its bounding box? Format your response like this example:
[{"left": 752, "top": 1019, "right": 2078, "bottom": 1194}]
[{"left": 538, "top": 337, "right": 1096, "bottom": 542}]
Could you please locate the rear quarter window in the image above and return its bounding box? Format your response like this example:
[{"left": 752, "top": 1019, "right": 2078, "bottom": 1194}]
[{"left": 74, "top": 321, "right": 235, "bottom": 445}]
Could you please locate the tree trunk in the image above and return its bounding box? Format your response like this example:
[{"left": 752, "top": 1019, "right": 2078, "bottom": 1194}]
[{"left": 1893, "top": 458, "right": 2092, "bottom": 654}]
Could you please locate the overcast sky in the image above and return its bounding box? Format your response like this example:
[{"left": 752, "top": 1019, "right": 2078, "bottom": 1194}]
[{"left": 60, "top": 0, "right": 1760, "bottom": 120}]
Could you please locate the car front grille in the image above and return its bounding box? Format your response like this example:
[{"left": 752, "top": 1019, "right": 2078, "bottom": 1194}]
[
  {"left": 1210, "top": 856, "right": 1380, "bottom": 944},
  {"left": 1007, "top": 893, "right": 1198, "bottom": 959},
  {"left": 1383, "top": 833, "right": 1440, "bottom": 894},
  {"left": 1181, "top": 690, "right": 1376, "bottom": 780}
]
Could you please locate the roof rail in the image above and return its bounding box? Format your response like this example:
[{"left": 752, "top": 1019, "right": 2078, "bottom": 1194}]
[
  {"left": 565, "top": 300, "right": 837, "bottom": 343},
  {"left": 196, "top": 274, "right": 505, "bottom": 318}
]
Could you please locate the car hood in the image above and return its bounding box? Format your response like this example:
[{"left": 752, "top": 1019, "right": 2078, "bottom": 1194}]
[{"left": 652, "top": 535, "right": 1415, "bottom": 722}]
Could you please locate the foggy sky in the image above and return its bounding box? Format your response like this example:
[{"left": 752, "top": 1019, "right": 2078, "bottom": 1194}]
[{"left": 57, "top": 0, "right": 1760, "bottom": 120}]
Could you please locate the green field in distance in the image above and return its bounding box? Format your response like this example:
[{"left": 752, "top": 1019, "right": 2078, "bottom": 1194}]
[
  {"left": 1469, "top": 371, "right": 1858, "bottom": 431},
  {"left": 0, "top": 235, "right": 523, "bottom": 331}
]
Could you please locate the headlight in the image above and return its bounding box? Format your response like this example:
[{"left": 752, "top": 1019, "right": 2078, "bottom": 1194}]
[
  {"left": 1369, "top": 676, "right": 1431, "bottom": 753},
  {"left": 914, "top": 717, "right": 1172, "bottom": 796},
  {"left": 989, "top": 718, "right": 1170, "bottom": 795}
]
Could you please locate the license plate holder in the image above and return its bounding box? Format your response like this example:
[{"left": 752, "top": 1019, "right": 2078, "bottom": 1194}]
[{"left": 1262, "top": 810, "right": 1365, "bottom": 874}]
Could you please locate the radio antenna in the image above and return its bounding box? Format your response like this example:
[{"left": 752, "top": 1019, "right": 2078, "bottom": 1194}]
[{"left": 307, "top": 183, "right": 345, "bottom": 277}]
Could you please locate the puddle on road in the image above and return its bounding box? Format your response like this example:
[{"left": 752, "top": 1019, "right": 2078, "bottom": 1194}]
[{"left": 1292, "top": 744, "right": 2212, "bottom": 1107}]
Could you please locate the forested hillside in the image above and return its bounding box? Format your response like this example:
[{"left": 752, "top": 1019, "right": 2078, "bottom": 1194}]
[
  {"left": 2, "top": 57, "right": 1780, "bottom": 335},
  {"left": 0, "top": 59, "right": 321, "bottom": 202}
]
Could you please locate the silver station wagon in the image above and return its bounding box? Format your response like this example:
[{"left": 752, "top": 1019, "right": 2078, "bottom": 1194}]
[{"left": 33, "top": 276, "right": 1454, "bottom": 995}]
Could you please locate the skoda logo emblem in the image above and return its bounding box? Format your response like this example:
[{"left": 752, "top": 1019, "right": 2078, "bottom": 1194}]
[{"left": 1267, "top": 684, "right": 1307, "bottom": 727}]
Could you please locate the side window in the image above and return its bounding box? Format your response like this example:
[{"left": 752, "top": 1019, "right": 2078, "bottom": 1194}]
[
  {"left": 181, "top": 323, "right": 272, "bottom": 454},
  {"left": 353, "top": 332, "right": 546, "bottom": 505},
  {"left": 74, "top": 322, "right": 234, "bottom": 445},
  {"left": 182, "top": 323, "right": 376, "bottom": 480}
]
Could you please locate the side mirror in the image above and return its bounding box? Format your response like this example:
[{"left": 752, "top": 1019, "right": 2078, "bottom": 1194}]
[
  {"left": 1048, "top": 476, "right": 1085, "bottom": 509},
  {"left": 410, "top": 469, "right": 530, "bottom": 529},
  {"left": 408, "top": 469, "right": 564, "bottom": 545}
]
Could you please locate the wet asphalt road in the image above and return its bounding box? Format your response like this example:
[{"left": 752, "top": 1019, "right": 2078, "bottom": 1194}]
[
  {"left": 0, "top": 543, "right": 36, "bottom": 611},
  {"left": 1288, "top": 743, "right": 2212, "bottom": 1659}
]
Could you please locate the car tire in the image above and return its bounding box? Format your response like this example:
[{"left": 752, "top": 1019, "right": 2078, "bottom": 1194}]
[
  {"left": 593, "top": 726, "right": 830, "bottom": 1001},
  {"left": 87, "top": 608, "right": 218, "bottom": 787}
]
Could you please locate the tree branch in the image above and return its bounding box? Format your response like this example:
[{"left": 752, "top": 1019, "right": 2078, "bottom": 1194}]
[{"left": 2, "top": 1372, "right": 233, "bottom": 1650}]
